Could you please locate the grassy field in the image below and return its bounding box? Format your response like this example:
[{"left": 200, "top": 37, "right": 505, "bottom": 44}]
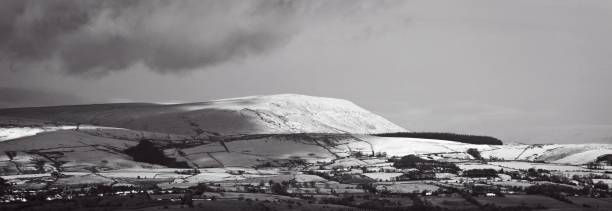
[
  {"left": 424, "top": 196, "right": 478, "bottom": 210},
  {"left": 568, "top": 197, "right": 612, "bottom": 210},
  {"left": 476, "top": 195, "right": 577, "bottom": 209},
  {"left": 125, "top": 200, "right": 354, "bottom": 211}
]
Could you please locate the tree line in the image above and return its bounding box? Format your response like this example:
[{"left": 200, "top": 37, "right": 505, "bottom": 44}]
[{"left": 374, "top": 132, "right": 503, "bottom": 145}]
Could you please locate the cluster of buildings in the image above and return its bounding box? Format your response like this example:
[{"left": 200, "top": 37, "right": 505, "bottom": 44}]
[{"left": 3, "top": 152, "right": 612, "bottom": 206}]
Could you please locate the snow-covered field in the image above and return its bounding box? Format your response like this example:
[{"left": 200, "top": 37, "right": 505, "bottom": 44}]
[
  {"left": 489, "top": 161, "right": 587, "bottom": 171},
  {"left": 0, "top": 174, "right": 50, "bottom": 180},
  {"left": 455, "top": 163, "right": 505, "bottom": 171},
  {"left": 363, "top": 173, "right": 403, "bottom": 181},
  {"left": 2, "top": 128, "right": 612, "bottom": 174},
  {"left": 480, "top": 144, "right": 612, "bottom": 165},
  {"left": 348, "top": 136, "right": 490, "bottom": 157},
  {"left": 0, "top": 125, "right": 120, "bottom": 142},
  {"left": 98, "top": 171, "right": 187, "bottom": 179},
  {"left": 346, "top": 136, "right": 612, "bottom": 165},
  {"left": 0, "top": 127, "right": 50, "bottom": 142},
  {"left": 377, "top": 182, "right": 440, "bottom": 193},
  {"left": 54, "top": 174, "right": 114, "bottom": 186},
  {"left": 491, "top": 181, "right": 534, "bottom": 188}
]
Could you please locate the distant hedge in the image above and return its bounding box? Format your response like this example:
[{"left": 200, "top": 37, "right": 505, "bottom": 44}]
[{"left": 373, "top": 132, "right": 503, "bottom": 145}]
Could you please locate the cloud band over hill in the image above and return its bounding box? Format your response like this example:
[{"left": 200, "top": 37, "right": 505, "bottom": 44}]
[
  {"left": 0, "top": 0, "right": 395, "bottom": 76},
  {"left": 0, "top": 0, "right": 300, "bottom": 75}
]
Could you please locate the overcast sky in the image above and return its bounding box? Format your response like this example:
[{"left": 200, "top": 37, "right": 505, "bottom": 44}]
[{"left": 1, "top": 0, "right": 611, "bottom": 144}]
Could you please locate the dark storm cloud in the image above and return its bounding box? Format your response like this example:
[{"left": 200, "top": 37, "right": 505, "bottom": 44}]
[
  {"left": 0, "top": 87, "right": 83, "bottom": 108},
  {"left": 0, "top": 0, "right": 301, "bottom": 75}
]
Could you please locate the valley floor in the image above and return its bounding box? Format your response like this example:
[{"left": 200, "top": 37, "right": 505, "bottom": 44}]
[
  {"left": 2, "top": 120, "right": 612, "bottom": 210},
  {"left": 2, "top": 156, "right": 612, "bottom": 211}
]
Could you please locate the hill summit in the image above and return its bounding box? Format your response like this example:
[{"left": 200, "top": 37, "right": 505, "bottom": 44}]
[{"left": 0, "top": 94, "right": 408, "bottom": 136}]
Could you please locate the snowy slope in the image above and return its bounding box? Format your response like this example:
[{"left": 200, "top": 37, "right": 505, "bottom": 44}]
[
  {"left": 0, "top": 94, "right": 407, "bottom": 136},
  {"left": 2, "top": 129, "right": 612, "bottom": 173},
  {"left": 0, "top": 129, "right": 160, "bottom": 174},
  {"left": 478, "top": 144, "right": 612, "bottom": 164}
]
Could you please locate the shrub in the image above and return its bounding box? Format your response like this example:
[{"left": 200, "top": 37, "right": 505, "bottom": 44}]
[
  {"left": 467, "top": 148, "right": 483, "bottom": 160},
  {"left": 271, "top": 183, "right": 288, "bottom": 195}
]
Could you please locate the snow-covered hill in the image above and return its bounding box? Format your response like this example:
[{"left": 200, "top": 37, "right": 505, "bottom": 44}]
[
  {"left": 0, "top": 94, "right": 407, "bottom": 136},
  {"left": 1, "top": 94, "right": 611, "bottom": 174}
]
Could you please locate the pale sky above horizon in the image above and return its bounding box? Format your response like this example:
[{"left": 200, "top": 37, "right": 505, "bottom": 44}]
[{"left": 1, "top": 0, "right": 611, "bottom": 144}]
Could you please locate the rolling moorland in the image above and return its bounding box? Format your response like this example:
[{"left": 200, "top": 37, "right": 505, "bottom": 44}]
[{"left": 1, "top": 94, "right": 612, "bottom": 210}]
